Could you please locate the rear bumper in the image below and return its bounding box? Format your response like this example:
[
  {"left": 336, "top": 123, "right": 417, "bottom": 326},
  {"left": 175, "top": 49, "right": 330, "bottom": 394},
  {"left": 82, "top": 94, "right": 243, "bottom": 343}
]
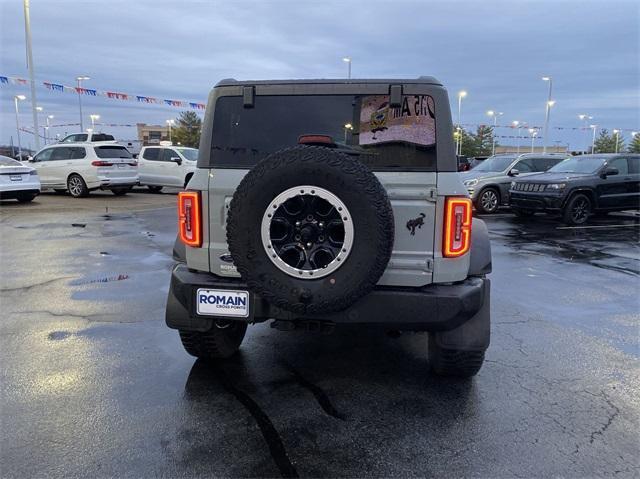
[
  {"left": 96, "top": 177, "right": 138, "bottom": 189},
  {"left": 166, "top": 264, "right": 490, "bottom": 350},
  {"left": 0, "top": 188, "right": 40, "bottom": 199},
  {"left": 509, "top": 191, "right": 564, "bottom": 211}
]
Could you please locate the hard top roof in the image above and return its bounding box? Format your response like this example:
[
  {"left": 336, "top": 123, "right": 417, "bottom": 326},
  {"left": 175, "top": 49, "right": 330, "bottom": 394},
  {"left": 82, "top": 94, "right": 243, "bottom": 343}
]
[{"left": 215, "top": 77, "right": 442, "bottom": 88}]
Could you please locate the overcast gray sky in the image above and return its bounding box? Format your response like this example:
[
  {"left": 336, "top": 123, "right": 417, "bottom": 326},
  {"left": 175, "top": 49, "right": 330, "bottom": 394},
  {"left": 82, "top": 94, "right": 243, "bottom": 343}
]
[{"left": 1, "top": 0, "right": 638, "bottom": 152}]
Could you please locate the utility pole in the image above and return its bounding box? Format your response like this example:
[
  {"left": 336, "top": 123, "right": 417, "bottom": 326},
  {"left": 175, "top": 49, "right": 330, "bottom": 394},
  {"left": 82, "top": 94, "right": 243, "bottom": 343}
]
[{"left": 23, "top": 0, "right": 40, "bottom": 150}]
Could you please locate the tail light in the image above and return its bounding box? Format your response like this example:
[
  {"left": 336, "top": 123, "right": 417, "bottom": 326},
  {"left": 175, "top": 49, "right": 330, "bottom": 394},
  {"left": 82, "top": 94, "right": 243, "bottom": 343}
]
[
  {"left": 178, "top": 191, "right": 202, "bottom": 247},
  {"left": 91, "top": 160, "right": 113, "bottom": 167},
  {"left": 443, "top": 197, "right": 472, "bottom": 258}
]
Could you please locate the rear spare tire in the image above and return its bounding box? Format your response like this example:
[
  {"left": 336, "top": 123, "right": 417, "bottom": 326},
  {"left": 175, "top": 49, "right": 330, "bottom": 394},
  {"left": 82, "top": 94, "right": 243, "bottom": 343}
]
[{"left": 227, "top": 146, "right": 394, "bottom": 315}]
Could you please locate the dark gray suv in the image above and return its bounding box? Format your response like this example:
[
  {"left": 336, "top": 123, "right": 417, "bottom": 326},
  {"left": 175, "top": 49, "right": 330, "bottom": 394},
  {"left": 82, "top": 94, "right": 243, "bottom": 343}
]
[{"left": 460, "top": 153, "right": 568, "bottom": 213}]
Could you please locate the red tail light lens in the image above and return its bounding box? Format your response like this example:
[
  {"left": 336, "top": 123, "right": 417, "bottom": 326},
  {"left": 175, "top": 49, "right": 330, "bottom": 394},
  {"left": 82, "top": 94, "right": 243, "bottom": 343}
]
[
  {"left": 91, "top": 160, "right": 113, "bottom": 167},
  {"left": 443, "top": 197, "right": 472, "bottom": 258},
  {"left": 178, "top": 191, "right": 202, "bottom": 247}
]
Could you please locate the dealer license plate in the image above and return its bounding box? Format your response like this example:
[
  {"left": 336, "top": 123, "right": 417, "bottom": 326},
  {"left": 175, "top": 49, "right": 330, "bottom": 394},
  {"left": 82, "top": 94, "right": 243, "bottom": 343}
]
[{"left": 196, "top": 288, "right": 249, "bottom": 317}]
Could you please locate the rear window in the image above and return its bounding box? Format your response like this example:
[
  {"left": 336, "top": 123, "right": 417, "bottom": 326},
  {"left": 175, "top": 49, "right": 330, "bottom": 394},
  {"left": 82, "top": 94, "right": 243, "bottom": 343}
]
[
  {"left": 0, "top": 158, "right": 21, "bottom": 167},
  {"left": 94, "top": 146, "right": 132, "bottom": 159},
  {"left": 209, "top": 94, "right": 437, "bottom": 171},
  {"left": 91, "top": 134, "right": 115, "bottom": 142}
]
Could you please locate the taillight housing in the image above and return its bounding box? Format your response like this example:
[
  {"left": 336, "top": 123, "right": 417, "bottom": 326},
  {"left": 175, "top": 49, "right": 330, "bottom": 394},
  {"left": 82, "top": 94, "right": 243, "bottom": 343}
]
[
  {"left": 178, "top": 191, "right": 202, "bottom": 247},
  {"left": 91, "top": 160, "right": 113, "bottom": 167},
  {"left": 443, "top": 197, "right": 472, "bottom": 258}
]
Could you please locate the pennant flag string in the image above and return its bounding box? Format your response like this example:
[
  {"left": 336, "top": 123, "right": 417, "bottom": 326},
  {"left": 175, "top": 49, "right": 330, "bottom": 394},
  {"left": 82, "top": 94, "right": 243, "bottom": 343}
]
[{"left": 1, "top": 74, "right": 206, "bottom": 110}]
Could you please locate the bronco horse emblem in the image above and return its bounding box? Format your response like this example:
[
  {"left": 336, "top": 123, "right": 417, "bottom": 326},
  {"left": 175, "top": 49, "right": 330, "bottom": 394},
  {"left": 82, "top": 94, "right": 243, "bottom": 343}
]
[{"left": 406, "top": 213, "right": 426, "bottom": 236}]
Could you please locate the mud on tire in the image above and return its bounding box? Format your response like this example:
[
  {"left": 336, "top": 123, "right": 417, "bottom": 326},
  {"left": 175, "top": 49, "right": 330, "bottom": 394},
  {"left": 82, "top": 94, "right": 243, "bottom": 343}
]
[{"left": 227, "top": 146, "right": 394, "bottom": 315}]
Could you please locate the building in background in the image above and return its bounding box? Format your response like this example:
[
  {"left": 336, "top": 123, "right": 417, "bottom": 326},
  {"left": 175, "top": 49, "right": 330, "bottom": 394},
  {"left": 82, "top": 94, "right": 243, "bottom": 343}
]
[{"left": 137, "top": 123, "right": 170, "bottom": 146}]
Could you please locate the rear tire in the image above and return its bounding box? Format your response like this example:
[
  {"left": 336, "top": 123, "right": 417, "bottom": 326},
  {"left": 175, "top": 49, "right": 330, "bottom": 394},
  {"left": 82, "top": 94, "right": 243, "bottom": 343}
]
[
  {"left": 111, "top": 187, "right": 130, "bottom": 196},
  {"left": 428, "top": 336, "right": 485, "bottom": 377},
  {"left": 563, "top": 193, "right": 592, "bottom": 225},
  {"left": 179, "top": 322, "right": 247, "bottom": 359},
  {"left": 148, "top": 185, "right": 163, "bottom": 193},
  {"left": 67, "top": 174, "right": 89, "bottom": 198},
  {"left": 476, "top": 188, "right": 500, "bottom": 214},
  {"left": 16, "top": 193, "right": 36, "bottom": 203}
]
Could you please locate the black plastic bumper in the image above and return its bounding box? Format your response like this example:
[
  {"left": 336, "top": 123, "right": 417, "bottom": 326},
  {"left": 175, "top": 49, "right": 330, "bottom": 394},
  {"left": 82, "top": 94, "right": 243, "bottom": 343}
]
[
  {"left": 166, "top": 264, "right": 490, "bottom": 350},
  {"left": 509, "top": 191, "right": 564, "bottom": 211}
]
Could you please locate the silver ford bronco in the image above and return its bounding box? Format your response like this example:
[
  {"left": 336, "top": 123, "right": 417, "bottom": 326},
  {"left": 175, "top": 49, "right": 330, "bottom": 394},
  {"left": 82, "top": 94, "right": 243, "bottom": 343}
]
[{"left": 166, "top": 78, "right": 492, "bottom": 377}]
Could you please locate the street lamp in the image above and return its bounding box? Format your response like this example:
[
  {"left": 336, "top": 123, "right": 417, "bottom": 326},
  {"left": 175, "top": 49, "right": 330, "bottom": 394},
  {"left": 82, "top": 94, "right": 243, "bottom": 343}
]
[
  {"left": 14, "top": 95, "right": 26, "bottom": 160},
  {"left": 528, "top": 128, "right": 538, "bottom": 153},
  {"left": 542, "top": 76, "right": 553, "bottom": 153},
  {"left": 343, "top": 123, "right": 353, "bottom": 143},
  {"left": 613, "top": 129, "right": 620, "bottom": 153},
  {"left": 456, "top": 90, "right": 467, "bottom": 155},
  {"left": 36, "top": 106, "right": 45, "bottom": 143},
  {"left": 342, "top": 57, "right": 352, "bottom": 79},
  {"left": 76, "top": 75, "right": 90, "bottom": 131},
  {"left": 90, "top": 114, "right": 100, "bottom": 130},
  {"left": 46, "top": 114, "right": 54, "bottom": 145},
  {"left": 578, "top": 114, "right": 593, "bottom": 153},
  {"left": 166, "top": 119, "right": 175, "bottom": 142},
  {"left": 590, "top": 124, "right": 597, "bottom": 154},
  {"left": 486, "top": 110, "right": 503, "bottom": 155},
  {"left": 512, "top": 120, "right": 523, "bottom": 154}
]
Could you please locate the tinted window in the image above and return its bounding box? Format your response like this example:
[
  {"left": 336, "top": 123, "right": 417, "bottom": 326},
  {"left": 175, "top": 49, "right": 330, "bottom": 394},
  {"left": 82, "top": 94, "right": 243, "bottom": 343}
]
[
  {"left": 177, "top": 148, "right": 198, "bottom": 161},
  {"left": 143, "top": 148, "right": 160, "bottom": 161},
  {"left": 91, "top": 134, "right": 115, "bottom": 142},
  {"left": 548, "top": 156, "right": 606, "bottom": 174},
  {"left": 627, "top": 157, "right": 639, "bottom": 174},
  {"left": 532, "top": 157, "right": 563, "bottom": 171},
  {"left": 94, "top": 146, "right": 132, "bottom": 159},
  {"left": 34, "top": 148, "right": 54, "bottom": 162},
  {"left": 69, "top": 147, "right": 86, "bottom": 159},
  {"left": 0, "top": 157, "right": 22, "bottom": 166},
  {"left": 608, "top": 157, "right": 628, "bottom": 175},
  {"left": 515, "top": 159, "right": 534, "bottom": 172},
  {"left": 162, "top": 149, "right": 180, "bottom": 161},
  {"left": 473, "top": 155, "right": 516, "bottom": 172},
  {"left": 51, "top": 147, "right": 72, "bottom": 161},
  {"left": 209, "top": 94, "right": 437, "bottom": 171}
]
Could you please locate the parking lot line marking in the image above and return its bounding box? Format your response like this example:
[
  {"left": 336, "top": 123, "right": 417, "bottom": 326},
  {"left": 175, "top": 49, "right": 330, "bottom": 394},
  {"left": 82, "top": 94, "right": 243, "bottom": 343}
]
[{"left": 556, "top": 224, "right": 640, "bottom": 230}]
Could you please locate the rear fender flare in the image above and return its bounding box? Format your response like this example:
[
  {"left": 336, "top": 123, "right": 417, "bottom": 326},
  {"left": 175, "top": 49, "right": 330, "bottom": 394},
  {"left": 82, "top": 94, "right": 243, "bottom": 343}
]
[{"left": 469, "top": 218, "right": 491, "bottom": 276}]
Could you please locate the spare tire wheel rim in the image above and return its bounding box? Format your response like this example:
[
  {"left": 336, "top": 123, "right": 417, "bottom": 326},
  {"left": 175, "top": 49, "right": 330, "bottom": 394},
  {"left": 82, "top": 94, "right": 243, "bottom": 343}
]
[{"left": 261, "top": 185, "right": 354, "bottom": 279}]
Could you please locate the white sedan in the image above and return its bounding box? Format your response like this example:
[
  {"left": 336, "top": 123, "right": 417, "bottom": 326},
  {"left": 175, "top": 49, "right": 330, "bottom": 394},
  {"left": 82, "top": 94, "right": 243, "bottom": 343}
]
[{"left": 0, "top": 155, "right": 40, "bottom": 203}]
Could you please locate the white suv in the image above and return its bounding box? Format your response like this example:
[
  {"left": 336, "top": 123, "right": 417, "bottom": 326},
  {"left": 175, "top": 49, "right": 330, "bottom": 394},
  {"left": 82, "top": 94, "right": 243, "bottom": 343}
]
[
  {"left": 28, "top": 144, "right": 138, "bottom": 197},
  {"left": 60, "top": 132, "right": 117, "bottom": 144},
  {"left": 138, "top": 146, "right": 198, "bottom": 191}
]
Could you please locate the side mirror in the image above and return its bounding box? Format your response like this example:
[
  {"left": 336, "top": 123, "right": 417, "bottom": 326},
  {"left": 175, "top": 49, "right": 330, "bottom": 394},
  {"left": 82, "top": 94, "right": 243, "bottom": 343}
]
[
  {"left": 601, "top": 166, "right": 618, "bottom": 178},
  {"left": 508, "top": 168, "right": 520, "bottom": 177},
  {"left": 170, "top": 156, "right": 182, "bottom": 165}
]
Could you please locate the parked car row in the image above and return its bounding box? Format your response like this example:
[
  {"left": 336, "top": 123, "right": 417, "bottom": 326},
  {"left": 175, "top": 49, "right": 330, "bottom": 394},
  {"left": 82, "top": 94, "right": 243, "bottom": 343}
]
[
  {"left": 462, "top": 153, "right": 640, "bottom": 225},
  {"left": 0, "top": 132, "right": 199, "bottom": 200}
]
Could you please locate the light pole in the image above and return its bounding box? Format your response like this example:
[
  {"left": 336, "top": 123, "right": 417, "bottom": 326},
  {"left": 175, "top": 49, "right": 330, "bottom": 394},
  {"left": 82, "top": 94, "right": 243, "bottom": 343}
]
[
  {"left": 46, "top": 115, "right": 54, "bottom": 144},
  {"left": 76, "top": 75, "right": 90, "bottom": 131},
  {"left": 342, "top": 57, "right": 352, "bottom": 79},
  {"left": 166, "top": 119, "right": 175, "bottom": 142},
  {"left": 528, "top": 128, "right": 538, "bottom": 152},
  {"left": 613, "top": 129, "right": 620, "bottom": 153},
  {"left": 512, "top": 121, "right": 522, "bottom": 154},
  {"left": 14, "top": 95, "right": 26, "bottom": 160},
  {"left": 90, "top": 114, "right": 100, "bottom": 130},
  {"left": 456, "top": 90, "right": 467, "bottom": 155},
  {"left": 590, "top": 124, "right": 597, "bottom": 154},
  {"left": 343, "top": 123, "right": 353, "bottom": 143},
  {"left": 36, "top": 106, "right": 45, "bottom": 143},
  {"left": 23, "top": 0, "right": 40, "bottom": 150},
  {"left": 542, "top": 76, "right": 553, "bottom": 153},
  {"left": 578, "top": 114, "right": 593, "bottom": 153},
  {"left": 486, "top": 110, "right": 503, "bottom": 156}
]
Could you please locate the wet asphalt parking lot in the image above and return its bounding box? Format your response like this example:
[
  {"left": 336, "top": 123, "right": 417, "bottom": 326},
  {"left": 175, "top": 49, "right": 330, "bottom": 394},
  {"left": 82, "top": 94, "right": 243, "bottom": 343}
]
[{"left": 1, "top": 190, "right": 639, "bottom": 478}]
